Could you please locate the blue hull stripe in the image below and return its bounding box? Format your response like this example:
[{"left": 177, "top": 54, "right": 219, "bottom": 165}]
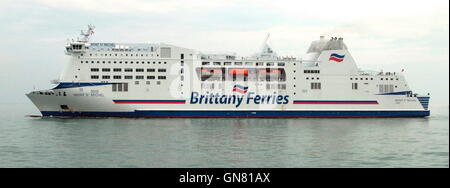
[
  {"left": 53, "top": 82, "right": 113, "bottom": 89},
  {"left": 40, "top": 110, "right": 430, "bottom": 118},
  {"left": 377, "top": 91, "right": 412, "bottom": 95}
]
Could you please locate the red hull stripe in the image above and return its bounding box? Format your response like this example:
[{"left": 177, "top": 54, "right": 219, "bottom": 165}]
[{"left": 114, "top": 100, "right": 186, "bottom": 104}]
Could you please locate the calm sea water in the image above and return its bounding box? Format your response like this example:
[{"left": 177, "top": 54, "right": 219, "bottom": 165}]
[{"left": 0, "top": 102, "right": 448, "bottom": 168}]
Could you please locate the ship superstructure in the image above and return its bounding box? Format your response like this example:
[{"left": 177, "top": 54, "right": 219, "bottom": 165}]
[{"left": 26, "top": 26, "right": 430, "bottom": 118}]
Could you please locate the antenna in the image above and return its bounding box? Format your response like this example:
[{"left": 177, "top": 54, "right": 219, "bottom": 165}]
[
  {"left": 259, "top": 33, "right": 270, "bottom": 52},
  {"left": 78, "top": 24, "right": 95, "bottom": 43},
  {"left": 264, "top": 33, "right": 270, "bottom": 44}
]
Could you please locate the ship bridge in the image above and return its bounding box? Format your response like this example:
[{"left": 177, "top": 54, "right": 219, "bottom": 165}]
[
  {"left": 64, "top": 25, "right": 168, "bottom": 55},
  {"left": 65, "top": 25, "right": 95, "bottom": 54}
]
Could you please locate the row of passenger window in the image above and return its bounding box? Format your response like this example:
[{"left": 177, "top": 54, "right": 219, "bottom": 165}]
[
  {"left": 380, "top": 78, "right": 399, "bottom": 81},
  {"left": 84, "top": 53, "right": 157, "bottom": 57},
  {"left": 351, "top": 77, "right": 374, "bottom": 81},
  {"left": 350, "top": 77, "right": 399, "bottom": 81},
  {"left": 304, "top": 70, "right": 320, "bottom": 74},
  {"left": 202, "top": 62, "right": 285, "bottom": 66},
  {"left": 91, "top": 75, "right": 167, "bottom": 80},
  {"left": 91, "top": 68, "right": 166, "bottom": 73},
  {"left": 200, "top": 83, "right": 287, "bottom": 90},
  {"left": 81, "top": 60, "right": 168, "bottom": 65}
]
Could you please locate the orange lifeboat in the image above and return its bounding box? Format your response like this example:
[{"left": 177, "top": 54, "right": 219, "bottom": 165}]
[{"left": 229, "top": 69, "right": 249, "bottom": 76}]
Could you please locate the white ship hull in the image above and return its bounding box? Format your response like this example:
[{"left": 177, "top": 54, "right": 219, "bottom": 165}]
[{"left": 26, "top": 84, "right": 430, "bottom": 118}]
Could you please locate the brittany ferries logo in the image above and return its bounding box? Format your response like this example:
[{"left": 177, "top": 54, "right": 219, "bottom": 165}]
[
  {"left": 190, "top": 87, "right": 289, "bottom": 108},
  {"left": 329, "top": 53, "right": 345, "bottom": 62},
  {"left": 232, "top": 85, "right": 248, "bottom": 94}
]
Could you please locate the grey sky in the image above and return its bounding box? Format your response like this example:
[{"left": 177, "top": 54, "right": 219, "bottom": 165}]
[{"left": 0, "top": 0, "right": 448, "bottom": 108}]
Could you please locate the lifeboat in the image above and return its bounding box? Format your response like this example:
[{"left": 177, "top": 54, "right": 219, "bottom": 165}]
[{"left": 229, "top": 69, "right": 249, "bottom": 76}]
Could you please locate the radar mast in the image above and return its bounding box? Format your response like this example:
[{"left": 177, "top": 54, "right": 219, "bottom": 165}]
[{"left": 78, "top": 24, "right": 95, "bottom": 43}]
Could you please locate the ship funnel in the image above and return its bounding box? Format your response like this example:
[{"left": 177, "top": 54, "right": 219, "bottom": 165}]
[{"left": 305, "top": 36, "right": 349, "bottom": 61}]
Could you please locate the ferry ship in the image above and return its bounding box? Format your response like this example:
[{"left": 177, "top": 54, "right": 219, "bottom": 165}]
[{"left": 26, "top": 25, "right": 431, "bottom": 118}]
